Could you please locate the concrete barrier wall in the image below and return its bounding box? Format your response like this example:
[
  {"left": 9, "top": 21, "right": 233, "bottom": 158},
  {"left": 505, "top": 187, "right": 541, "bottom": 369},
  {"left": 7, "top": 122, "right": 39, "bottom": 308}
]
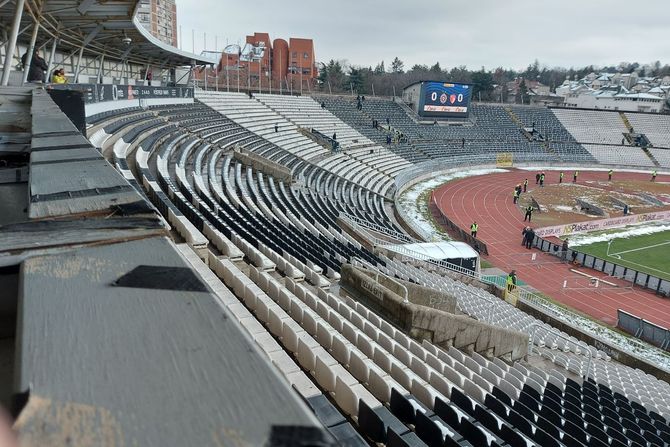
[
  {"left": 358, "top": 268, "right": 456, "bottom": 314},
  {"left": 341, "top": 265, "right": 528, "bottom": 361},
  {"left": 233, "top": 148, "right": 293, "bottom": 184}
]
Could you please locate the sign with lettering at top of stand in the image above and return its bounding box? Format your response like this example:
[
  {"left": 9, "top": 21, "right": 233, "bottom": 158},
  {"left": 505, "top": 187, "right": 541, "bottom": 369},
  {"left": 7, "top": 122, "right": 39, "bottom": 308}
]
[
  {"left": 48, "top": 84, "right": 193, "bottom": 104},
  {"left": 496, "top": 152, "right": 513, "bottom": 167}
]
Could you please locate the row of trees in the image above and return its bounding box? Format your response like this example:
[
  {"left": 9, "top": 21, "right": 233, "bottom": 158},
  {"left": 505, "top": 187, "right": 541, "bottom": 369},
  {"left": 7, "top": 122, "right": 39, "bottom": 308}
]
[{"left": 316, "top": 58, "right": 670, "bottom": 101}]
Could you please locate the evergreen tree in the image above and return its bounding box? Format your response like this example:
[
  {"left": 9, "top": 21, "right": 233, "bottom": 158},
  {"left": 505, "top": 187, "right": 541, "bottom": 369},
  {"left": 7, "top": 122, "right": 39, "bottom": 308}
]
[{"left": 391, "top": 57, "right": 404, "bottom": 74}]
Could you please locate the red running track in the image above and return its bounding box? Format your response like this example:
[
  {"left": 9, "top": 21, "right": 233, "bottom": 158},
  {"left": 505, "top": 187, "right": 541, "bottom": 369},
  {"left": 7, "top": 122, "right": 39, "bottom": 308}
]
[{"left": 432, "top": 169, "right": 670, "bottom": 327}]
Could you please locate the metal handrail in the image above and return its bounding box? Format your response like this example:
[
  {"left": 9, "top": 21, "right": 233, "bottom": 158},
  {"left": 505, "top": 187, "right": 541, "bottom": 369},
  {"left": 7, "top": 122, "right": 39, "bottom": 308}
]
[
  {"left": 528, "top": 322, "right": 592, "bottom": 380},
  {"left": 340, "top": 212, "right": 417, "bottom": 243},
  {"left": 352, "top": 257, "right": 409, "bottom": 303}
]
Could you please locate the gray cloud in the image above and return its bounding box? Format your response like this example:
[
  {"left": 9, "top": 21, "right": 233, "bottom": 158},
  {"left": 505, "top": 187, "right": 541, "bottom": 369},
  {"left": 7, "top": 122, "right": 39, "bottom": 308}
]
[{"left": 177, "top": 0, "right": 669, "bottom": 70}]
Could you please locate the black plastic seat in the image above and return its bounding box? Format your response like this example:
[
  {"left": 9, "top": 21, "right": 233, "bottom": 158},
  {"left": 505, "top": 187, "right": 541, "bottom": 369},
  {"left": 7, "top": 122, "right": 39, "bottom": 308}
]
[
  {"left": 621, "top": 416, "right": 641, "bottom": 432},
  {"left": 532, "top": 427, "right": 561, "bottom": 447},
  {"left": 358, "top": 399, "right": 408, "bottom": 443},
  {"left": 387, "top": 426, "right": 429, "bottom": 447},
  {"left": 586, "top": 423, "right": 608, "bottom": 444},
  {"left": 560, "top": 432, "right": 585, "bottom": 447},
  {"left": 305, "top": 394, "right": 347, "bottom": 428},
  {"left": 512, "top": 401, "right": 536, "bottom": 422},
  {"left": 545, "top": 382, "right": 563, "bottom": 397},
  {"left": 484, "top": 395, "right": 508, "bottom": 419},
  {"left": 414, "top": 412, "right": 445, "bottom": 447},
  {"left": 536, "top": 416, "right": 561, "bottom": 440},
  {"left": 625, "top": 429, "right": 647, "bottom": 447},
  {"left": 328, "top": 422, "right": 368, "bottom": 446},
  {"left": 540, "top": 405, "right": 563, "bottom": 427},
  {"left": 434, "top": 397, "right": 461, "bottom": 430},
  {"left": 638, "top": 418, "right": 658, "bottom": 435},
  {"left": 602, "top": 406, "right": 620, "bottom": 422},
  {"left": 563, "top": 419, "right": 588, "bottom": 444},
  {"left": 459, "top": 419, "right": 488, "bottom": 447},
  {"left": 390, "top": 389, "right": 419, "bottom": 425},
  {"left": 603, "top": 415, "right": 624, "bottom": 434},
  {"left": 507, "top": 410, "right": 534, "bottom": 438},
  {"left": 630, "top": 400, "right": 647, "bottom": 414},
  {"left": 451, "top": 388, "right": 475, "bottom": 417},
  {"left": 642, "top": 429, "right": 664, "bottom": 446},
  {"left": 519, "top": 392, "right": 541, "bottom": 413},
  {"left": 491, "top": 386, "right": 512, "bottom": 407},
  {"left": 583, "top": 395, "right": 600, "bottom": 412},
  {"left": 474, "top": 406, "right": 502, "bottom": 435},
  {"left": 585, "top": 411, "right": 602, "bottom": 426},
  {"left": 522, "top": 384, "right": 542, "bottom": 402}
]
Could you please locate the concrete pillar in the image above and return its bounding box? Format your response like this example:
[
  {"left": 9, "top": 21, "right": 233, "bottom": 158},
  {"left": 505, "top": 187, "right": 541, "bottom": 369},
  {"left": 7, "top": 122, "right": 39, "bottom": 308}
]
[
  {"left": 21, "top": 21, "right": 40, "bottom": 84},
  {"left": 73, "top": 46, "right": 84, "bottom": 81},
  {"left": 1, "top": 0, "right": 26, "bottom": 86},
  {"left": 97, "top": 53, "right": 105, "bottom": 83},
  {"left": 45, "top": 37, "right": 58, "bottom": 81}
]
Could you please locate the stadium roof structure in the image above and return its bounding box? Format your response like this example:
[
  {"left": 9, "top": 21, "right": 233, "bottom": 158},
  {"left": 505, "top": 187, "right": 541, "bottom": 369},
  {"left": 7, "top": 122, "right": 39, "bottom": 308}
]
[{"left": 0, "top": 0, "right": 216, "bottom": 67}]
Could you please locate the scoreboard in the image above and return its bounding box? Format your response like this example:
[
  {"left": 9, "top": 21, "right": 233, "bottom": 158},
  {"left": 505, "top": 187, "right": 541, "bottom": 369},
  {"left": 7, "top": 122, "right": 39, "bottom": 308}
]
[{"left": 419, "top": 81, "right": 472, "bottom": 118}]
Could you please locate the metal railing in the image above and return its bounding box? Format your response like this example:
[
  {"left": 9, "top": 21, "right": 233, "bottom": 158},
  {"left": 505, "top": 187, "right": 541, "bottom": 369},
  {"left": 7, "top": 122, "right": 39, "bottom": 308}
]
[
  {"left": 340, "top": 212, "right": 416, "bottom": 244},
  {"left": 394, "top": 155, "right": 497, "bottom": 197},
  {"left": 340, "top": 213, "right": 479, "bottom": 279},
  {"left": 528, "top": 322, "right": 593, "bottom": 380},
  {"left": 617, "top": 309, "right": 670, "bottom": 351}
]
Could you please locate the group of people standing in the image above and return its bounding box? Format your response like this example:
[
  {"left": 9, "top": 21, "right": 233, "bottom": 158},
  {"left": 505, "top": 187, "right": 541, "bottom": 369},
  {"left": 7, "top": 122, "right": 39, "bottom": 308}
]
[{"left": 21, "top": 49, "right": 68, "bottom": 84}]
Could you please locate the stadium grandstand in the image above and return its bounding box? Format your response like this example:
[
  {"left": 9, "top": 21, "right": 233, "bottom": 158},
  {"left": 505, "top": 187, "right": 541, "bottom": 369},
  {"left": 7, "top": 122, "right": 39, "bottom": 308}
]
[{"left": 2, "top": 1, "right": 670, "bottom": 446}]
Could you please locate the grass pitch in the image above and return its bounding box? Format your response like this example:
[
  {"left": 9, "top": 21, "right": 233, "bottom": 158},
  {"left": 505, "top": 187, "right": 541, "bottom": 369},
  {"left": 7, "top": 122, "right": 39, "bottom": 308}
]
[{"left": 575, "top": 230, "right": 670, "bottom": 281}]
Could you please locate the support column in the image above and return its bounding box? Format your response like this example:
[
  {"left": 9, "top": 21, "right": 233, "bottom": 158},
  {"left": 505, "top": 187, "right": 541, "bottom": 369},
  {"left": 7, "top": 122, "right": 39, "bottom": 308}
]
[
  {"left": 45, "top": 37, "right": 58, "bottom": 80},
  {"left": 73, "top": 45, "right": 84, "bottom": 82},
  {"left": 1, "top": 0, "right": 26, "bottom": 86},
  {"left": 21, "top": 20, "right": 40, "bottom": 85},
  {"left": 97, "top": 53, "right": 105, "bottom": 83}
]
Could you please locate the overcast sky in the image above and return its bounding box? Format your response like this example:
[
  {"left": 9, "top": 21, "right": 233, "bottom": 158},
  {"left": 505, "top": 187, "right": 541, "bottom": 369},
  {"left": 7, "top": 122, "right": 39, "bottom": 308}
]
[{"left": 177, "top": 0, "right": 669, "bottom": 71}]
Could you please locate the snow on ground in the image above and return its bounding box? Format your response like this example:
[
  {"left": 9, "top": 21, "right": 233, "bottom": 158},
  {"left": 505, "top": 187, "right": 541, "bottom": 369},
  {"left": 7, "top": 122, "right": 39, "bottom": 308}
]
[
  {"left": 569, "top": 221, "right": 670, "bottom": 247},
  {"left": 397, "top": 168, "right": 507, "bottom": 239},
  {"left": 554, "top": 205, "right": 575, "bottom": 212}
]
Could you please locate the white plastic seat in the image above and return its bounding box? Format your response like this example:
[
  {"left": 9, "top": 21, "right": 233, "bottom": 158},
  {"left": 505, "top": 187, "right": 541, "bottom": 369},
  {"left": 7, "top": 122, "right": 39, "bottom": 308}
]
[
  {"left": 331, "top": 336, "right": 351, "bottom": 365},
  {"left": 411, "top": 380, "right": 439, "bottom": 409},
  {"left": 315, "top": 320, "right": 333, "bottom": 349}
]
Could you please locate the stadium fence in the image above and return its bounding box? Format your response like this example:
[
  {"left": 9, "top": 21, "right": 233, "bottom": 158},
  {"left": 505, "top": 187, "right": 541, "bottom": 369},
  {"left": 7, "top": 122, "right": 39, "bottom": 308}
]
[
  {"left": 534, "top": 236, "right": 670, "bottom": 298},
  {"left": 617, "top": 309, "right": 670, "bottom": 351}
]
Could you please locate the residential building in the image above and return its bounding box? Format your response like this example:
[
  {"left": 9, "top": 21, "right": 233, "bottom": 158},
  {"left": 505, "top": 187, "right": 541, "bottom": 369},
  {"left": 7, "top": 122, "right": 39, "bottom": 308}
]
[{"left": 137, "top": 0, "right": 178, "bottom": 47}]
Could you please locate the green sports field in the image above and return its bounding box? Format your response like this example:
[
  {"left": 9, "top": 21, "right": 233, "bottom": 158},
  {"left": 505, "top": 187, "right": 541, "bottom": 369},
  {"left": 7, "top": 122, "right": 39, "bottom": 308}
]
[{"left": 574, "top": 230, "right": 670, "bottom": 281}]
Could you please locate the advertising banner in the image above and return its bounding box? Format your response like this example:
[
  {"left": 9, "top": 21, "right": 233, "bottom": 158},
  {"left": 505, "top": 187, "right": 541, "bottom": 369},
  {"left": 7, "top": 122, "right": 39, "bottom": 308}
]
[
  {"left": 534, "top": 210, "right": 670, "bottom": 238},
  {"left": 49, "top": 83, "right": 193, "bottom": 104}
]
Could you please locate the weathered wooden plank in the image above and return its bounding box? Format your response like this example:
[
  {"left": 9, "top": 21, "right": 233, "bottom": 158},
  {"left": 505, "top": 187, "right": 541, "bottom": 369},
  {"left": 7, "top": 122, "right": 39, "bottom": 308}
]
[
  {"left": 15, "top": 237, "right": 327, "bottom": 446},
  {"left": 0, "top": 216, "right": 167, "bottom": 252}
]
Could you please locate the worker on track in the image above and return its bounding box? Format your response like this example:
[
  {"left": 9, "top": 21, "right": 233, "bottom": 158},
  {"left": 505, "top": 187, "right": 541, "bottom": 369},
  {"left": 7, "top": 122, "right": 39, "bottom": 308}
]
[{"left": 470, "top": 222, "right": 478, "bottom": 238}]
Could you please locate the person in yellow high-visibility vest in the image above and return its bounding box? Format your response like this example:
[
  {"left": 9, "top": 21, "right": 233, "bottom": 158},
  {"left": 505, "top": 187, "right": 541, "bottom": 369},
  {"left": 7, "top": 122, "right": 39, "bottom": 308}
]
[
  {"left": 506, "top": 270, "right": 517, "bottom": 293},
  {"left": 608, "top": 169, "right": 613, "bottom": 181},
  {"left": 470, "top": 222, "right": 478, "bottom": 238}
]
